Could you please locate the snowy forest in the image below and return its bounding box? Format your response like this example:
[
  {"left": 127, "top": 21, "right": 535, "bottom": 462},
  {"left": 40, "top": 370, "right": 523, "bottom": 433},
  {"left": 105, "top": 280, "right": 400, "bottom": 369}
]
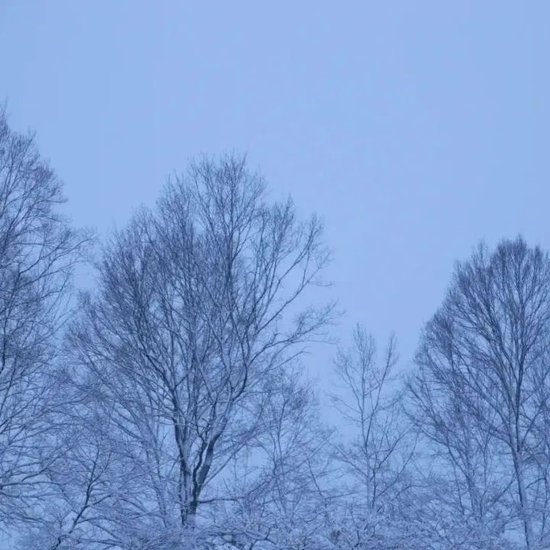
[{"left": 2, "top": 109, "right": 550, "bottom": 550}]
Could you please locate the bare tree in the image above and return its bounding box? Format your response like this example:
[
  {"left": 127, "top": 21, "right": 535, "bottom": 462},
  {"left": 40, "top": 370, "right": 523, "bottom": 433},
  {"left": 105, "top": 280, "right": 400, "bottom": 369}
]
[
  {"left": 0, "top": 110, "right": 87, "bottom": 531},
  {"left": 67, "top": 156, "right": 333, "bottom": 546},
  {"left": 410, "top": 237, "right": 550, "bottom": 549},
  {"left": 330, "top": 326, "right": 416, "bottom": 549},
  {"left": 210, "top": 367, "right": 335, "bottom": 550}
]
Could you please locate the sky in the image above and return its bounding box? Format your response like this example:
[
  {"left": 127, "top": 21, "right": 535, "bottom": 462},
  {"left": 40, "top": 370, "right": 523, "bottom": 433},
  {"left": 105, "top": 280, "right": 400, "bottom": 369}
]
[{"left": 1, "top": 1, "right": 549, "bottom": 383}]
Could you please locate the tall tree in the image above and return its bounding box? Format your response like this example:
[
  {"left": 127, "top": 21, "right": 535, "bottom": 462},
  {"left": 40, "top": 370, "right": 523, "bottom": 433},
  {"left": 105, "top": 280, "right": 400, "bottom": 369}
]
[
  {"left": 410, "top": 237, "right": 550, "bottom": 549},
  {"left": 0, "top": 110, "right": 87, "bottom": 529},
  {"left": 68, "top": 156, "right": 332, "bottom": 547}
]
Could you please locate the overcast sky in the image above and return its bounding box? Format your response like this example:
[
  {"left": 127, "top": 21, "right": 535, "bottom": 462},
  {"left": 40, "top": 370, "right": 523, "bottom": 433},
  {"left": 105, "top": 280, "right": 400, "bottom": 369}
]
[{"left": 1, "top": 1, "right": 549, "bottom": 379}]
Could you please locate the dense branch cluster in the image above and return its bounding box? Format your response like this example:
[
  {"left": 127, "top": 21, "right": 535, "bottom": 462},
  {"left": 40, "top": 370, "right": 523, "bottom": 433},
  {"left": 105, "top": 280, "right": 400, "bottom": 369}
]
[{"left": 1, "top": 112, "right": 550, "bottom": 549}]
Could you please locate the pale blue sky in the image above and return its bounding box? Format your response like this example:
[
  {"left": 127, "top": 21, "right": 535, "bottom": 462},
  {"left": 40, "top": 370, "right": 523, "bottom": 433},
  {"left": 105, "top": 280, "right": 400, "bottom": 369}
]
[{"left": 1, "top": 1, "right": 549, "bottom": 371}]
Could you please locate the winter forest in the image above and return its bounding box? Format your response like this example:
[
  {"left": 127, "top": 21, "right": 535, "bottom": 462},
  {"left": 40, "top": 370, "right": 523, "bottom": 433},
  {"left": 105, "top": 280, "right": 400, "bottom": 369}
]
[{"left": 1, "top": 108, "right": 550, "bottom": 549}]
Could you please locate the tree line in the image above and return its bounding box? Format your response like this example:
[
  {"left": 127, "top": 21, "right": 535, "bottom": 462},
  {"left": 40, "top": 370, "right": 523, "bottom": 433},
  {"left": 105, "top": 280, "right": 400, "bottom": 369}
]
[{"left": 1, "top": 111, "right": 549, "bottom": 549}]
